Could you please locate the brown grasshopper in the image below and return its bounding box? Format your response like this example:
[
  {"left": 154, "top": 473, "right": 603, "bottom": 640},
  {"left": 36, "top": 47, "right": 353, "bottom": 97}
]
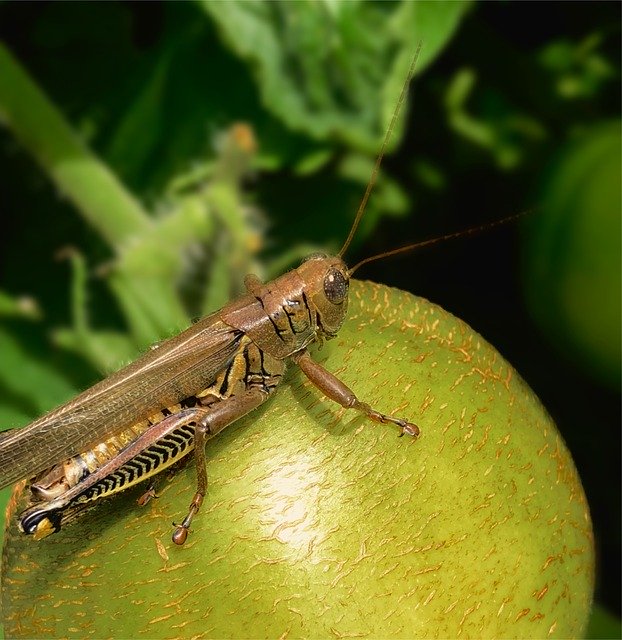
[
  {"left": 0, "top": 53, "right": 428, "bottom": 546},
  {"left": 0, "top": 250, "right": 420, "bottom": 545},
  {"left": 0, "top": 205, "right": 522, "bottom": 547}
]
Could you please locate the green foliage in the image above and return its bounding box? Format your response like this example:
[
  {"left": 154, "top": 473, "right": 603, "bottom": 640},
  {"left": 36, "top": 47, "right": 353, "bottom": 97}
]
[
  {"left": 0, "top": 1, "right": 471, "bottom": 374},
  {"left": 200, "top": 0, "right": 470, "bottom": 150},
  {"left": 0, "top": 326, "right": 77, "bottom": 422},
  {"left": 539, "top": 33, "right": 615, "bottom": 100},
  {"left": 445, "top": 67, "right": 547, "bottom": 169}
]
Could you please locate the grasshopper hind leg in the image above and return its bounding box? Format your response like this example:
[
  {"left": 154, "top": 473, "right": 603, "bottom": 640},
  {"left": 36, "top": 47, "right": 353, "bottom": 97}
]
[
  {"left": 18, "top": 503, "right": 64, "bottom": 540},
  {"left": 172, "top": 343, "right": 284, "bottom": 545},
  {"left": 171, "top": 417, "right": 208, "bottom": 545},
  {"left": 171, "top": 387, "right": 278, "bottom": 545}
]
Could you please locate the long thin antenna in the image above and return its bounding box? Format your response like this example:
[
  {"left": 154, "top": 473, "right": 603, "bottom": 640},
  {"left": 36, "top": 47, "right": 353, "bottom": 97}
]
[
  {"left": 348, "top": 210, "right": 532, "bottom": 276},
  {"left": 338, "top": 43, "right": 423, "bottom": 259}
]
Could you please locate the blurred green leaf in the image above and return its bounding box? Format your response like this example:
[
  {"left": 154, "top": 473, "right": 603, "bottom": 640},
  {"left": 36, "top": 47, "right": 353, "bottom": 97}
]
[
  {"left": 0, "top": 291, "right": 41, "bottom": 320},
  {"left": 52, "top": 328, "right": 137, "bottom": 377},
  {"left": 105, "top": 49, "right": 173, "bottom": 183},
  {"left": 0, "top": 326, "right": 78, "bottom": 419},
  {"left": 539, "top": 34, "right": 615, "bottom": 100},
  {"left": 445, "top": 67, "right": 546, "bottom": 169},
  {"left": 200, "top": 0, "right": 472, "bottom": 152},
  {"left": 338, "top": 152, "right": 409, "bottom": 230}
]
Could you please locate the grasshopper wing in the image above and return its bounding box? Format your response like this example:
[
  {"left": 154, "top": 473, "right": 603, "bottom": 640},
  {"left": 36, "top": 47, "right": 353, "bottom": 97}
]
[{"left": 0, "top": 315, "right": 243, "bottom": 488}]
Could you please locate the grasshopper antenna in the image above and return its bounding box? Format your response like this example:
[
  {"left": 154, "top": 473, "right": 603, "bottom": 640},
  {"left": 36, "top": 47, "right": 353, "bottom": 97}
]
[
  {"left": 348, "top": 210, "right": 533, "bottom": 276},
  {"left": 338, "top": 42, "right": 423, "bottom": 259}
]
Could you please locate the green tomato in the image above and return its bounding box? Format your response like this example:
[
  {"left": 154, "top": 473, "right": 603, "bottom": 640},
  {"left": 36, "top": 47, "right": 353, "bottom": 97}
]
[
  {"left": 1, "top": 282, "right": 593, "bottom": 638},
  {"left": 523, "top": 120, "right": 621, "bottom": 389}
]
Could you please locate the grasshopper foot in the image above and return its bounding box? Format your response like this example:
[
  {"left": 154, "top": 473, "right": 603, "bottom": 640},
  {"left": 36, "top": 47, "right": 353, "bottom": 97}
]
[
  {"left": 398, "top": 421, "right": 420, "bottom": 438},
  {"left": 172, "top": 493, "right": 204, "bottom": 545},
  {"left": 136, "top": 483, "right": 158, "bottom": 507}
]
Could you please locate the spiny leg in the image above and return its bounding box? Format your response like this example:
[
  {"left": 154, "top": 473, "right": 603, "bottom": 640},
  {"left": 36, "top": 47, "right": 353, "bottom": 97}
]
[
  {"left": 292, "top": 349, "right": 420, "bottom": 437},
  {"left": 172, "top": 341, "right": 284, "bottom": 545},
  {"left": 171, "top": 419, "right": 209, "bottom": 545},
  {"left": 171, "top": 385, "right": 279, "bottom": 545},
  {"left": 18, "top": 408, "right": 207, "bottom": 539}
]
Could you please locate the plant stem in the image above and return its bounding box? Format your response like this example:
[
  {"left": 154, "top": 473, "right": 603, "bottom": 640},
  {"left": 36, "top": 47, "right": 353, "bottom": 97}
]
[{"left": 0, "top": 42, "right": 151, "bottom": 248}]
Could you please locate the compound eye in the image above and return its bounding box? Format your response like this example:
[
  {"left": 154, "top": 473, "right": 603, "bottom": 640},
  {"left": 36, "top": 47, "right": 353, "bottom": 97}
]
[{"left": 323, "top": 268, "right": 349, "bottom": 304}]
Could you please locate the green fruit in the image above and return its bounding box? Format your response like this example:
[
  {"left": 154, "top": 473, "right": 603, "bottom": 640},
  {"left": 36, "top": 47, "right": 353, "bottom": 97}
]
[
  {"left": 523, "top": 120, "right": 622, "bottom": 389},
  {"left": 1, "top": 282, "right": 593, "bottom": 638}
]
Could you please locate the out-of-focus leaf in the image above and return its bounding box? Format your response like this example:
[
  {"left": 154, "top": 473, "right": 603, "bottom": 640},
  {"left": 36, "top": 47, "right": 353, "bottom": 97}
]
[
  {"left": 293, "top": 148, "right": 333, "bottom": 175},
  {"left": 445, "top": 67, "right": 546, "bottom": 169},
  {"left": 105, "top": 50, "right": 173, "bottom": 184},
  {"left": 199, "top": 0, "right": 472, "bottom": 152},
  {"left": 412, "top": 158, "right": 447, "bottom": 191},
  {"left": 539, "top": 34, "right": 615, "bottom": 100},
  {"left": 337, "top": 152, "right": 409, "bottom": 234},
  {"left": 0, "top": 327, "right": 78, "bottom": 417},
  {"left": 52, "top": 328, "right": 137, "bottom": 376},
  {"left": 0, "top": 404, "right": 33, "bottom": 432}
]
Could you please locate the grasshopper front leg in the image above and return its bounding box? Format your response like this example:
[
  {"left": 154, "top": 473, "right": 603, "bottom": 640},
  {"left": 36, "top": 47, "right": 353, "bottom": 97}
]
[{"left": 292, "top": 349, "right": 419, "bottom": 437}]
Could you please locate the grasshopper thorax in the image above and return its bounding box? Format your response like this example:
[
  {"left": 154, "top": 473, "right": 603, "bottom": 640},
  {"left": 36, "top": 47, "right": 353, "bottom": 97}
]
[{"left": 220, "top": 254, "right": 350, "bottom": 359}]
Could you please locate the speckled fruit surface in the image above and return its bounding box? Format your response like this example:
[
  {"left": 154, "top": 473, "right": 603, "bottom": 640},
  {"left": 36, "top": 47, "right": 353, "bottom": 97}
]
[{"left": 1, "top": 281, "right": 594, "bottom": 638}]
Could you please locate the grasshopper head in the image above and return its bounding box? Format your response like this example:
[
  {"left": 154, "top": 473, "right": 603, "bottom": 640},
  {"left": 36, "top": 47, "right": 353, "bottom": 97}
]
[{"left": 298, "top": 253, "right": 350, "bottom": 338}]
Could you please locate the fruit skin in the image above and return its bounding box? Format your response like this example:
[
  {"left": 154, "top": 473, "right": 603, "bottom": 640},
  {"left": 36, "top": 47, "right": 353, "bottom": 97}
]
[{"left": 1, "top": 281, "right": 593, "bottom": 639}]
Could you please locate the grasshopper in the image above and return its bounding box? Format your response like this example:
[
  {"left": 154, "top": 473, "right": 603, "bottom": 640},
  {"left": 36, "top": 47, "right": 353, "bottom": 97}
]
[
  {"left": 1, "top": 251, "right": 419, "bottom": 545},
  {"left": 0, "top": 53, "right": 428, "bottom": 546}
]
